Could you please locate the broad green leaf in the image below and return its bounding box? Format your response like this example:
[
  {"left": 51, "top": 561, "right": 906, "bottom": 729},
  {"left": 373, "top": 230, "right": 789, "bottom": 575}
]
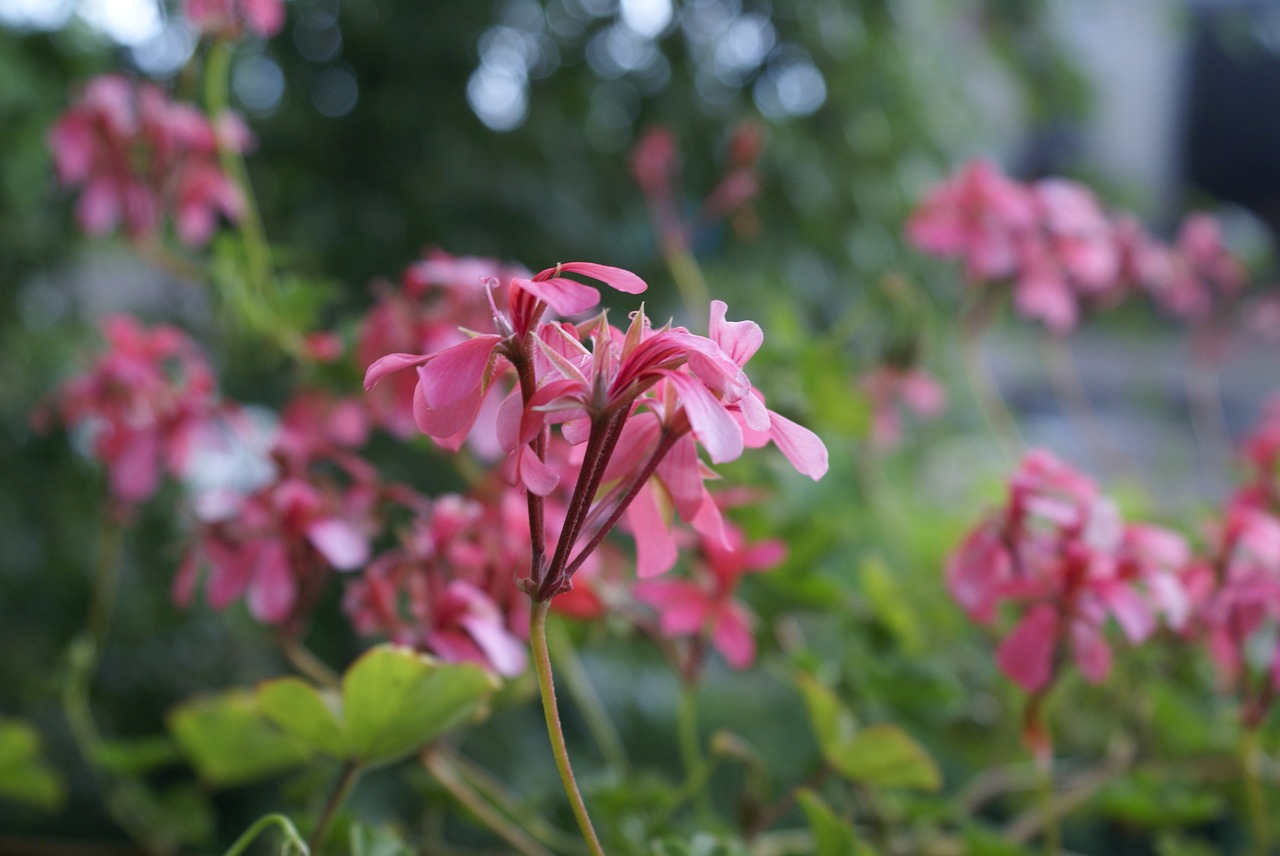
[
  {"left": 168, "top": 690, "right": 310, "bottom": 787},
  {"left": 92, "top": 735, "right": 181, "bottom": 776},
  {"left": 828, "top": 724, "right": 941, "bottom": 791},
  {"left": 795, "top": 673, "right": 856, "bottom": 757},
  {"left": 258, "top": 677, "right": 349, "bottom": 758},
  {"left": 0, "top": 719, "right": 64, "bottom": 811},
  {"left": 342, "top": 645, "right": 496, "bottom": 768},
  {"left": 797, "top": 789, "right": 872, "bottom": 856}
]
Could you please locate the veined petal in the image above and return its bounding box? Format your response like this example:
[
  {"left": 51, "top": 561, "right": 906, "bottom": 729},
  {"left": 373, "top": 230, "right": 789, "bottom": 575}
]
[
  {"left": 768, "top": 411, "right": 829, "bottom": 479},
  {"left": 418, "top": 335, "right": 502, "bottom": 409},
  {"left": 668, "top": 371, "right": 743, "bottom": 464},
  {"left": 364, "top": 352, "right": 434, "bottom": 390}
]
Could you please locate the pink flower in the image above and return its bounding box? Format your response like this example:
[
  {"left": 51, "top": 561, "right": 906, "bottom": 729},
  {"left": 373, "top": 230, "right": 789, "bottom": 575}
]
[
  {"left": 343, "top": 492, "right": 531, "bottom": 676},
  {"left": 185, "top": 0, "right": 285, "bottom": 38},
  {"left": 36, "top": 315, "right": 219, "bottom": 505},
  {"left": 634, "top": 525, "right": 786, "bottom": 670},
  {"left": 947, "top": 450, "right": 1190, "bottom": 691},
  {"left": 860, "top": 364, "right": 947, "bottom": 449},
  {"left": 1143, "top": 214, "right": 1246, "bottom": 320},
  {"left": 49, "top": 75, "right": 248, "bottom": 246},
  {"left": 907, "top": 159, "right": 1036, "bottom": 281}
]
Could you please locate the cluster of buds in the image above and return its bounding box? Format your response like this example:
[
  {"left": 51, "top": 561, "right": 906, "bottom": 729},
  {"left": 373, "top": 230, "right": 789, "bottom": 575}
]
[
  {"left": 908, "top": 159, "right": 1245, "bottom": 332},
  {"left": 49, "top": 75, "right": 251, "bottom": 247}
]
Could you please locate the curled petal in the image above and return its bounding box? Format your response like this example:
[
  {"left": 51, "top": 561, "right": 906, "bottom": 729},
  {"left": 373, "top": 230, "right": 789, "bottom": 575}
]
[
  {"left": 549, "top": 261, "right": 647, "bottom": 294},
  {"left": 364, "top": 352, "right": 434, "bottom": 390}
]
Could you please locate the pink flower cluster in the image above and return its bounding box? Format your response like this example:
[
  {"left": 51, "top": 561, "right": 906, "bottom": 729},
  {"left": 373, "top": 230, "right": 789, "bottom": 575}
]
[
  {"left": 947, "top": 450, "right": 1189, "bottom": 692},
  {"left": 860, "top": 364, "right": 947, "bottom": 450},
  {"left": 174, "top": 390, "right": 394, "bottom": 634},
  {"left": 185, "top": 0, "right": 285, "bottom": 39},
  {"left": 49, "top": 75, "right": 249, "bottom": 246},
  {"left": 36, "top": 315, "right": 220, "bottom": 506},
  {"left": 908, "top": 159, "right": 1245, "bottom": 331},
  {"left": 364, "top": 258, "right": 826, "bottom": 610}
]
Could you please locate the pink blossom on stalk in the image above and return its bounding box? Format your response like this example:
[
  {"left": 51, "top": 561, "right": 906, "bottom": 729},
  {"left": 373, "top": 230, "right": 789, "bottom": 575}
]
[
  {"left": 946, "top": 449, "right": 1190, "bottom": 691},
  {"left": 49, "top": 75, "right": 248, "bottom": 246},
  {"left": 860, "top": 364, "right": 947, "bottom": 449},
  {"left": 35, "top": 315, "right": 219, "bottom": 506},
  {"left": 185, "top": 0, "right": 285, "bottom": 38}
]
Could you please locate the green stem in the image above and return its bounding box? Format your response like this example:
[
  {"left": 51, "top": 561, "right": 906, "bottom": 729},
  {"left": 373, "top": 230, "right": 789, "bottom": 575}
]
[
  {"left": 204, "top": 40, "right": 300, "bottom": 356},
  {"left": 223, "top": 813, "right": 309, "bottom": 856},
  {"left": 529, "top": 600, "right": 607, "bottom": 856},
  {"left": 307, "top": 762, "right": 361, "bottom": 852},
  {"left": 663, "top": 246, "right": 710, "bottom": 321},
  {"left": 677, "top": 682, "right": 713, "bottom": 821},
  {"left": 546, "top": 619, "right": 630, "bottom": 775},
  {"left": 424, "top": 750, "right": 556, "bottom": 856},
  {"left": 1035, "top": 757, "right": 1060, "bottom": 856},
  {"left": 959, "top": 298, "right": 1020, "bottom": 462},
  {"left": 440, "top": 747, "right": 587, "bottom": 855},
  {"left": 1241, "top": 725, "right": 1271, "bottom": 856},
  {"left": 63, "top": 516, "right": 167, "bottom": 854}
]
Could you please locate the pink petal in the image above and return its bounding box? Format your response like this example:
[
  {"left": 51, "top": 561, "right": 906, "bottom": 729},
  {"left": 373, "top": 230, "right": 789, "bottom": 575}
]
[
  {"left": 512, "top": 277, "right": 601, "bottom": 317},
  {"left": 248, "top": 539, "right": 296, "bottom": 624},
  {"left": 712, "top": 602, "right": 756, "bottom": 669},
  {"left": 109, "top": 429, "right": 160, "bottom": 504},
  {"left": 668, "top": 371, "right": 743, "bottom": 464},
  {"left": 628, "top": 482, "right": 679, "bottom": 578},
  {"left": 996, "top": 604, "right": 1058, "bottom": 691},
  {"left": 305, "top": 518, "right": 369, "bottom": 570},
  {"left": 708, "top": 300, "right": 763, "bottom": 366},
  {"left": 459, "top": 613, "right": 527, "bottom": 677},
  {"left": 364, "top": 352, "right": 433, "bottom": 390},
  {"left": 418, "top": 335, "right": 502, "bottom": 409},
  {"left": 1102, "top": 583, "right": 1155, "bottom": 643},
  {"left": 553, "top": 262, "right": 647, "bottom": 294},
  {"left": 1072, "top": 620, "right": 1113, "bottom": 683},
  {"left": 768, "top": 411, "right": 829, "bottom": 479}
]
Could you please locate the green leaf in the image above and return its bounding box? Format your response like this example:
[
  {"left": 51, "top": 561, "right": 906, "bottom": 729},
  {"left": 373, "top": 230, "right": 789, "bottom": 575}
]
[
  {"left": 859, "top": 555, "right": 923, "bottom": 653},
  {"left": 168, "top": 690, "right": 310, "bottom": 787},
  {"left": 827, "top": 724, "right": 941, "bottom": 791},
  {"left": 342, "top": 645, "right": 497, "bottom": 768},
  {"left": 0, "top": 719, "right": 64, "bottom": 811},
  {"left": 797, "top": 790, "right": 872, "bottom": 856},
  {"left": 795, "top": 673, "right": 856, "bottom": 757},
  {"left": 257, "top": 677, "right": 349, "bottom": 759},
  {"left": 92, "top": 735, "right": 181, "bottom": 776}
]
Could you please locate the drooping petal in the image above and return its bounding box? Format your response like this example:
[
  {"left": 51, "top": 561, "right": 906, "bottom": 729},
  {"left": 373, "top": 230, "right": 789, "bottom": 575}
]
[
  {"left": 996, "top": 604, "right": 1058, "bottom": 691},
  {"left": 768, "top": 411, "right": 829, "bottom": 479},
  {"left": 628, "top": 482, "right": 679, "bottom": 578},
  {"left": 364, "top": 352, "right": 434, "bottom": 390},
  {"left": 550, "top": 262, "right": 647, "bottom": 294},
  {"left": 711, "top": 602, "right": 756, "bottom": 669}
]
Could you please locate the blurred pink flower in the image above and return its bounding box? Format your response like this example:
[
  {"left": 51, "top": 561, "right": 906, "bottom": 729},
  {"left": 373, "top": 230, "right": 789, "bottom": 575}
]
[
  {"left": 634, "top": 525, "right": 786, "bottom": 670},
  {"left": 947, "top": 450, "right": 1190, "bottom": 692},
  {"left": 36, "top": 315, "right": 219, "bottom": 505},
  {"left": 49, "top": 75, "right": 248, "bottom": 246},
  {"left": 860, "top": 364, "right": 947, "bottom": 449},
  {"left": 185, "top": 0, "right": 285, "bottom": 38}
]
